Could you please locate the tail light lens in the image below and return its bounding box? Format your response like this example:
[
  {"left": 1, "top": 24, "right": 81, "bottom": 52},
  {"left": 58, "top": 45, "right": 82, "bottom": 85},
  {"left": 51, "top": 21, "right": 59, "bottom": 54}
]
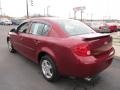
[
  {"left": 73, "top": 44, "right": 91, "bottom": 56},
  {"left": 99, "top": 26, "right": 102, "bottom": 29},
  {"left": 109, "top": 26, "right": 117, "bottom": 30}
]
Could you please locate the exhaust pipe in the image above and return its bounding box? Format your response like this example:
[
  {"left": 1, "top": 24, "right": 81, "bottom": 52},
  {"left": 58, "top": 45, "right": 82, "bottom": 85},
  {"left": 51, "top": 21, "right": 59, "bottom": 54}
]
[{"left": 84, "top": 77, "right": 92, "bottom": 81}]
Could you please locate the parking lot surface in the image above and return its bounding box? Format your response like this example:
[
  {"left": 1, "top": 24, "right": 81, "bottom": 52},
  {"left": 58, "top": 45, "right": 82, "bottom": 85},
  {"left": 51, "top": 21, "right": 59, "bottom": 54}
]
[{"left": 0, "top": 25, "right": 120, "bottom": 90}]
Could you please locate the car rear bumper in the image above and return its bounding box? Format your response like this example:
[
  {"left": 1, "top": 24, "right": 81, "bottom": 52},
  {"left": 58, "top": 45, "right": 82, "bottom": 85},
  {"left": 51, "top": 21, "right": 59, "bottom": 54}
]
[
  {"left": 100, "top": 28, "right": 110, "bottom": 33},
  {"left": 72, "top": 48, "right": 115, "bottom": 78},
  {"left": 74, "top": 57, "right": 113, "bottom": 78}
]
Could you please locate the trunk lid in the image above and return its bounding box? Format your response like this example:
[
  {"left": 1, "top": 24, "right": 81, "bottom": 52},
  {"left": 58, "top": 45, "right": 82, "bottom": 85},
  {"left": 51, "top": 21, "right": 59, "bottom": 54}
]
[
  {"left": 84, "top": 33, "right": 112, "bottom": 56},
  {"left": 71, "top": 33, "right": 112, "bottom": 56}
]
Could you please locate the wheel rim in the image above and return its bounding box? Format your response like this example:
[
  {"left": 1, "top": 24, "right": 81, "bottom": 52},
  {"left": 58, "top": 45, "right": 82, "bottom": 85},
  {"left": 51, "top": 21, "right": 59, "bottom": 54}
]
[
  {"left": 41, "top": 60, "right": 53, "bottom": 79},
  {"left": 8, "top": 40, "right": 12, "bottom": 51}
]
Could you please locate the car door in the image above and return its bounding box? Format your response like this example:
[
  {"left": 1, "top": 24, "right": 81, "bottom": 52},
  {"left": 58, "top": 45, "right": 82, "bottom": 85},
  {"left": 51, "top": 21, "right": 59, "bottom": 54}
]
[
  {"left": 14, "top": 22, "right": 31, "bottom": 55},
  {"left": 20, "top": 21, "right": 51, "bottom": 62}
]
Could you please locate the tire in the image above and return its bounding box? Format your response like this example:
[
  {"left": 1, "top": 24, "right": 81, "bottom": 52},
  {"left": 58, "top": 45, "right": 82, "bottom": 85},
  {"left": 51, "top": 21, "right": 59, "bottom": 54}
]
[
  {"left": 40, "top": 55, "right": 59, "bottom": 82},
  {"left": 7, "top": 40, "right": 16, "bottom": 53}
]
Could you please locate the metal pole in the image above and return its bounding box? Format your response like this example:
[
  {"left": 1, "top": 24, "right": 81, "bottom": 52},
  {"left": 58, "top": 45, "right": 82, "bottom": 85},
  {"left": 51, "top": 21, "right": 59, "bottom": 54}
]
[
  {"left": 91, "top": 14, "right": 93, "bottom": 22},
  {"left": 44, "top": 8, "right": 45, "bottom": 16},
  {"left": 47, "top": 6, "right": 50, "bottom": 16},
  {"left": 81, "top": 10, "right": 83, "bottom": 21},
  {"left": 26, "top": 0, "right": 29, "bottom": 18},
  {"left": 0, "top": 0, "right": 2, "bottom": 16},
  {"left": 74, "top": 11, "right": 76, "bottom": 19}
]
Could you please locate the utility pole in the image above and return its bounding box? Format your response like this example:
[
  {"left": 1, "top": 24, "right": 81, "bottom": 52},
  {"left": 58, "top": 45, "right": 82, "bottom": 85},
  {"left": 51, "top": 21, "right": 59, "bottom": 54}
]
[
  {"left": 44, "top": 8, "right": 45, "bottom": 16},
  {"left": 26, "top": 0, "right": 29, "bottom": 18},
  {"left": 0, "top": 0, "right": 2, "bottom": 16},
  {"left": 73, "top": 8, "right": 77, "bottom": 19},
  {"left": 80, "top": 10, "right": 83, "bottom": 21},
  {"left": 47, "top": 5, "right": 50, "bottom": 16},
  {"left": 80, "top": 7, "right": 85, "bottom": 21},
  {"left": 74, "top": 11, "right": 77, "bottom": 19},
  {"left": 91, "top": 13, "right": 93, "bottom": 22}
]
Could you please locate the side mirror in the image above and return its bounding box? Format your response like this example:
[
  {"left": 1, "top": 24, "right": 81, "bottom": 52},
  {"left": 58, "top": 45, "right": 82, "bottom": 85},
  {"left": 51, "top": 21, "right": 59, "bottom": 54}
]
[{"left": 10, "top": 28, "right": 17, "bottom": 32}]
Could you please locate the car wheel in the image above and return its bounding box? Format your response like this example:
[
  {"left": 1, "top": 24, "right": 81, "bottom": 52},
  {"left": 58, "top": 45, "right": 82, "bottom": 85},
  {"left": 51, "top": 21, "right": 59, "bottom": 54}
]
[
  {"left": 40, "top": 55, "right": 59, "bottom": 82},
  {"left": 8, "top": 40, "right": 16, "bottom": 53}
]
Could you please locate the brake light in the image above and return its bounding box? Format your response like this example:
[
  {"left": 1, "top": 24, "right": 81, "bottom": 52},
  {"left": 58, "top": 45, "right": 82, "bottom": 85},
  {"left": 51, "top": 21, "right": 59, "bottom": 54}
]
[
  {"left": 99, "top": 26, "right": 102, "bottom": 29},
  {"left": 109, "top": 26, "right": 117, "bottom": 30},
  {"left": 73, "top": 44, "right": 91, "bottom": 56}
]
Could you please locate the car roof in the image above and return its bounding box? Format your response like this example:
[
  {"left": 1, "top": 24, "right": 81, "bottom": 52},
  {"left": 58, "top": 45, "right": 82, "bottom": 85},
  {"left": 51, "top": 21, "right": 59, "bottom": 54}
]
[{"left": 23, "top": 17, "right": 72, "bottom": 23}]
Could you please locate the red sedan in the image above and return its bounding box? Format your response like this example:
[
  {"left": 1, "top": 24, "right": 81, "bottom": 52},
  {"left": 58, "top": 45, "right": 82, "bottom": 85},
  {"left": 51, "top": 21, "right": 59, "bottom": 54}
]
[
  {"left": 7, "top": 17, "right": 115, "bottom": 82},
  {"left": 99, "top": 23, "right": 117, "bottom": 33}
]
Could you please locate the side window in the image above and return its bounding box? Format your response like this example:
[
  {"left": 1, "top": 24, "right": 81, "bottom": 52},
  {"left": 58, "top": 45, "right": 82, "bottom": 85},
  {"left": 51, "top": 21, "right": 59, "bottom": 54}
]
[
  {"left": 30, "top": 23, "right": 50, "bottom": 35},
  {"left": 42, "top": 25, "right": 50, "bottom": 35},
  {"left": 17, "top": 22, "right": 29, "bottom": 33}
]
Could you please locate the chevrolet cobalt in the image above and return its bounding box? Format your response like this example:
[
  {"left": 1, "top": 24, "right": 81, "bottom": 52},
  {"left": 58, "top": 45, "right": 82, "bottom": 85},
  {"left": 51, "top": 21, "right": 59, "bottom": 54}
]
[{"left": 7, "top": 18, "right": 115, "bottom": 82}]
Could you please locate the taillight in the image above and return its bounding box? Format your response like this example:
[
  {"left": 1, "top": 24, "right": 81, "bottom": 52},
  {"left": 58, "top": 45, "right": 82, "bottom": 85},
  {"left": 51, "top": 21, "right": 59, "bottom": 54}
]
[
  {"left": 109, "top": 26, "right": 117, "bottom": 30},
  {"left": 99, "top": 26, "right": 102, "bottom": 29},
  {"left": 73, "top": 44, "right": 91, "bottom": 56}
]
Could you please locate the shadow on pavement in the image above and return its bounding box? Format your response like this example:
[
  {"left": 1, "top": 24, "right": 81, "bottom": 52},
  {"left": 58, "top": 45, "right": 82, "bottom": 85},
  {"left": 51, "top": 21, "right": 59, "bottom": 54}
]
[
  {"left": 114, "top": 56, "right": 120, "bottom": 60},
  {"left": 50, "top": 75, "right": 102, "bottom": 90}
]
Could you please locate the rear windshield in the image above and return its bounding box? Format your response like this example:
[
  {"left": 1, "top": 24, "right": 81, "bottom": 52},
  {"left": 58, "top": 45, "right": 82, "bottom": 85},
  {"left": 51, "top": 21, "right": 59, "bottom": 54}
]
[{"left": 55, "top": 19, "right": 95, "bottom": 36}]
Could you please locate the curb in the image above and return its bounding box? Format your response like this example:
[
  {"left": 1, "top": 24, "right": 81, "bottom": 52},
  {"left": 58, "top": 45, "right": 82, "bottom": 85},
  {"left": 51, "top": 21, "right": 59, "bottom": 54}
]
[{"left": 114, "top": 56, "right": 120, "bottom": 60}]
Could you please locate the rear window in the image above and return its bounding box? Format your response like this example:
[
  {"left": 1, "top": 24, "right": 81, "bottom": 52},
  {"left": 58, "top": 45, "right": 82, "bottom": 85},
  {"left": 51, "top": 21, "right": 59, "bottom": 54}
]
[{"left": 55, "top": 19, "right": 95, "bottom": 36}]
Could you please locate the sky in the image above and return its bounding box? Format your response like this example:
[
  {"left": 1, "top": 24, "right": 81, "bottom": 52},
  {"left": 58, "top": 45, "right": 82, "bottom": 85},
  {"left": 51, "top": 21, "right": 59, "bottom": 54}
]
[{"left": 1, "top": 0, "right": 120, "bottom": 19}]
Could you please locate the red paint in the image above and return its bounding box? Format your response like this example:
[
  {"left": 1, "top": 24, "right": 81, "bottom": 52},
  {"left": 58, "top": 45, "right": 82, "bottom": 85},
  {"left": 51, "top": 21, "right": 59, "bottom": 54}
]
[
  {"left": 8, "top": 17, "right": 115, "bottom": 78},
  {"left": 106, "top": 23, "right": 117, "bottom": 32}
]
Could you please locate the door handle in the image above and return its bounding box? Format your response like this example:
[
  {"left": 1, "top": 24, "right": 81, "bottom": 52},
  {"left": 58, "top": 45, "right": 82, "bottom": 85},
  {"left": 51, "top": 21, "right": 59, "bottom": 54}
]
[{"left": 34, "top": 40, "right": 40, "bottom": 45}]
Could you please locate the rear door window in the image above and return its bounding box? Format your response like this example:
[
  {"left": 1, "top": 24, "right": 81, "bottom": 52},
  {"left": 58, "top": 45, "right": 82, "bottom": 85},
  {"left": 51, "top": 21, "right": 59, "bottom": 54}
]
[
  {"left": 42, "top": 25, "right": 50, "bottom": 35},
  {"left": 30, "top": 22, "right": 50, "bottom": 36}
]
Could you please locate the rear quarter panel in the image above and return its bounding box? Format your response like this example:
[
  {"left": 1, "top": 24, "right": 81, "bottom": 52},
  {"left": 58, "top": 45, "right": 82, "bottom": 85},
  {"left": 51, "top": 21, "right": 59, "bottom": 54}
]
[{"left": 35, "top": 37, "right": 84, "bottom": 75}]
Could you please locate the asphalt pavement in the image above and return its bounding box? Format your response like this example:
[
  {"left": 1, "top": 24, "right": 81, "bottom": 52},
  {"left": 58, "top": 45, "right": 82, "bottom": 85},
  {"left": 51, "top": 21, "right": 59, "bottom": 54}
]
[{"left": 0, "top": 25, "right": 120, "bottom": 90}]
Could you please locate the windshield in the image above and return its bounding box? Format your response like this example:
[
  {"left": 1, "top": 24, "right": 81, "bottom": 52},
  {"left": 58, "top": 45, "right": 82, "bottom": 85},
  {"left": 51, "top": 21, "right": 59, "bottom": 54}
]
[{"left": 55, "top": 19, "right": 95, "bottom": 36}]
